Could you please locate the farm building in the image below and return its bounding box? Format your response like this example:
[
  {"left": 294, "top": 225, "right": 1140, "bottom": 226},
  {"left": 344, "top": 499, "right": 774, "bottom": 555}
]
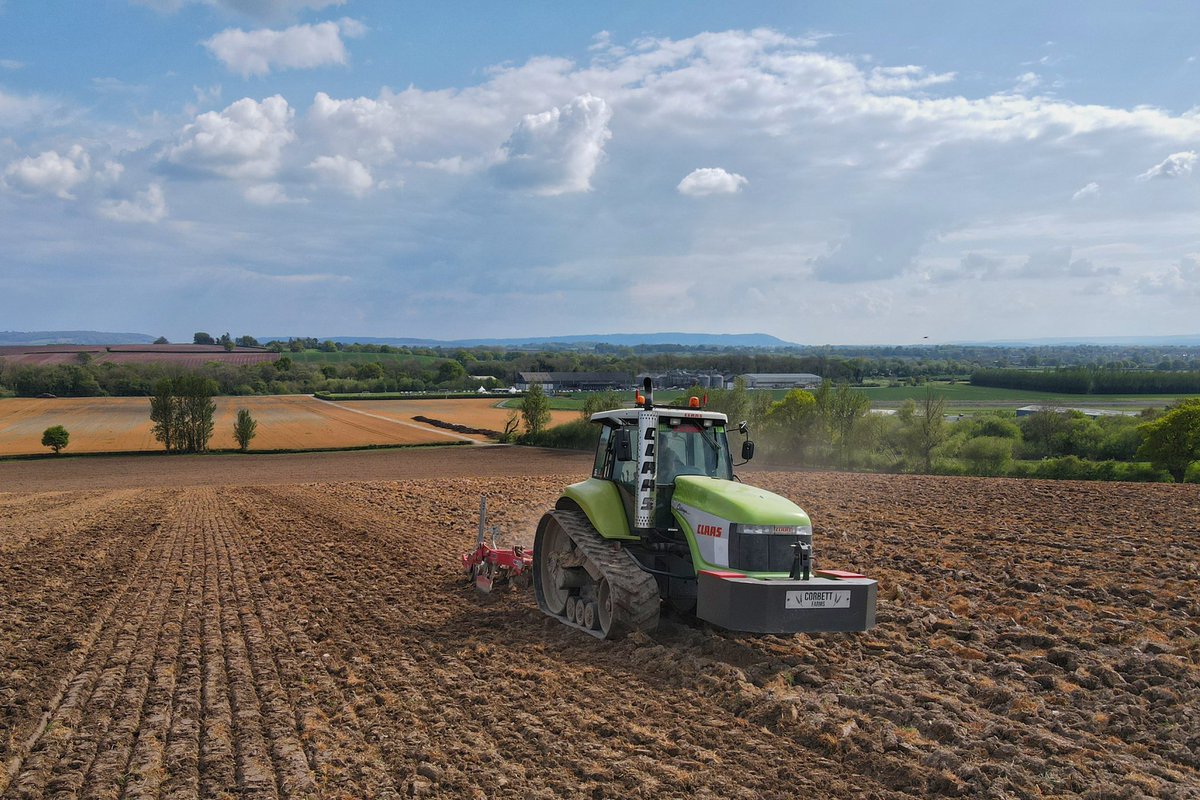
[
  {"left": 636, "top": 370, "right": 726, "bottom": 389},
  {"left": 516, "top": 371, "right": 632, "bottom": 392},
  {"left": 738, "top": 373, "right": 822, "bottom": 389}
]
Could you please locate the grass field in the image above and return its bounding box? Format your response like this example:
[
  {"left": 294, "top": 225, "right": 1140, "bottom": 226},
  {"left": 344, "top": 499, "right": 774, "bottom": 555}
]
[{"left": 857, "top": 382, "right": 1189, "bottom": 409}]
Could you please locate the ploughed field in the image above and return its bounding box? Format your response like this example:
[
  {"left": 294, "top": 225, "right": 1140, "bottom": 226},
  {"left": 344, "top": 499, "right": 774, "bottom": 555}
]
[{"left": 0, "top": 459, "right": 1197, "bottom": 798}]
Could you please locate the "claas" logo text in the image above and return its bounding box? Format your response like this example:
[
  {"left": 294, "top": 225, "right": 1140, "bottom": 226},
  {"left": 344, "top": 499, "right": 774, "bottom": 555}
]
[{"left": 696, "top": 524, "right": 723, "bottom": 537}]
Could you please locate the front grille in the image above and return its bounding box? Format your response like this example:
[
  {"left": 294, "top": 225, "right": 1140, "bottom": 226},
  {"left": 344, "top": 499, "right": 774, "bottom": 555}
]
[{"left": 728, "top": 528, "right": 812, "bottom": 573}]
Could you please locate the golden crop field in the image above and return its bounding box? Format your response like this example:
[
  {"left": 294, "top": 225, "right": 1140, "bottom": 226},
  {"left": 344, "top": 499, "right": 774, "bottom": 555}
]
[{"left": 0, "top": 396, "right": 571, "bottom": 456}]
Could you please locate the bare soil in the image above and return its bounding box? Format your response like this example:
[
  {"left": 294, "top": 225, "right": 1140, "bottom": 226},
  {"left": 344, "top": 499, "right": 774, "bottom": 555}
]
[{"left": 0, "top": 453, "right": 1197, "bottom": 798}]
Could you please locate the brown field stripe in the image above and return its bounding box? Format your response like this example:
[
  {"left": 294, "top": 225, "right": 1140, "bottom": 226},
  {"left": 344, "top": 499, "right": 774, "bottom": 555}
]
[
  {"left": 209, "top": 490, "right": 280, "bottom": 800},
  {"left": 196, "top": 499, "right": 235, "bottom": 797},
  {"left": 158, "top": 509, "right": 206, "bottom": 800},
  {"left": 61, "top": 507, "right": 193, "bottom": 799},
  {"left": 1, "top": 500, "right": 178, "bottom": 798},
  {"left": 208, "top": 491, "right": 317, "bottom": 797},
  {"left": 223, "top": 488, "right": 407, "bottom": 796},
  {"left": 115, "top": 504, "right": 206, "bottom": 799}
]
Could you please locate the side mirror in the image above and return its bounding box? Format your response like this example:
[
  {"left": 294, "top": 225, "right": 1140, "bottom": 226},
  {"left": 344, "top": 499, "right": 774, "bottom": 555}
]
[
  {"left": 738, "top": 421, "right": 749, "bottom": 435},
  {"left": 741, "top": 440, "right": 755, "bottom": 461},
  {"left": 616, "top": 428, "right": 633, "bottom": 461}
]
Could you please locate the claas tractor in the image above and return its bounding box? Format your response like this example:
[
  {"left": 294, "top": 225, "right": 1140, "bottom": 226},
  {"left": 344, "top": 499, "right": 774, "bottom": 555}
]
[{"left": 532, "top": 379, "right": 877, "bottom": 639}]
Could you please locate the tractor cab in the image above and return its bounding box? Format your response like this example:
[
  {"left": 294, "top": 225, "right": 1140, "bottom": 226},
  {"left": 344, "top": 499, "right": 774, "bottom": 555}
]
[{"left": 589, "top": 405, "right": 735, "bottom": 531}]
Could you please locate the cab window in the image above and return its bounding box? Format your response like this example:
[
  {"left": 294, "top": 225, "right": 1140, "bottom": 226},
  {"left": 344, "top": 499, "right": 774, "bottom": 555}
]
[
  {"left": 592, "top": 425, "right": 612, "bottom": 478},
  {"left": 657, "top": 422, "right": 732, "bottom": 484}
]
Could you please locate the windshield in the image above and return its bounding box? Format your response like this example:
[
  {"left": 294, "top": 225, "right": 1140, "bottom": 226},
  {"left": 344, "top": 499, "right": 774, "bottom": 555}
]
[{"left": 657, "top": 423, "right": 732, "bottom": 484}]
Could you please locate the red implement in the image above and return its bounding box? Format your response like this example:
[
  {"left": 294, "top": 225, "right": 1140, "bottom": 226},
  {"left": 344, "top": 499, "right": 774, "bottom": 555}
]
[{"left": 462, "top": 495, "right": 534, "bottom": 593}]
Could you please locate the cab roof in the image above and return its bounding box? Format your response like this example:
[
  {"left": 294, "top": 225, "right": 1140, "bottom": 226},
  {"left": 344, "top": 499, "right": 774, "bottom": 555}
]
[{"left": 589, "top": 407, "right": 729, "bottom": 425}]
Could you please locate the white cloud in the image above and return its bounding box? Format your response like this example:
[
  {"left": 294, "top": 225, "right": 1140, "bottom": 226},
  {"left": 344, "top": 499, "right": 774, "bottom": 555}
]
[
  {"left": 243, "top": 181, "right": 301, "bottom": 204},
  {"left": 132, "top": 0, "right": 345, "bottom": 22},
  {"left": 1136, "top": 256, "right": 1200, "bottom": 295},
  {"left": 926, "top": 252, "right": 1006, "bottom": 283},
  {"left": 3, "top": 145, "right": 95, "bottom": 198},
  {"left": 0, "top": 88, "right": 55, "bottom": 128},
  {"left": 1137, "top": 151, "right": 1196, "bottom": 180},
  {"left": 203, "top": 18, "right": 365, "bottom": 78},
  {"left": 1071, "top": 181, "right": 1100, "bottom": 201},
  {"left": 492, "top": 94, "right": 612, "bottom": 195},
  {"left": 306, "top": 91, "right": 405, "bottom": 164},
  {"left": 1014, "top": 72, "right": 1041, "bottom": 93},
  {"left": 0, "top": 59, "right": 24, "bottom": 70},
  {"left": 866, "top": 65, "right": 956, "bottom": 92},
  {"left": 1019, "top": 246, "right": 1118, "bottom": 278},
  {"left": 308, "top": 154, "right": 373, "bottom": 196},
  {"left": 165, "top": 95, "right": 294, "bottom": 179},
  {"left": 677, "top": 167, "right": 748, "bottom": 196},
  {"left": 98, "top": 183, "right": 168, "bottom": 223}
]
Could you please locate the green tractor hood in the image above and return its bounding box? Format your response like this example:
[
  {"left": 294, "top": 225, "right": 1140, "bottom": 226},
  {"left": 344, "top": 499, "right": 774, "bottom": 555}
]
[{"left": 672, "top": 476, "right": 811, "bottom": 527}]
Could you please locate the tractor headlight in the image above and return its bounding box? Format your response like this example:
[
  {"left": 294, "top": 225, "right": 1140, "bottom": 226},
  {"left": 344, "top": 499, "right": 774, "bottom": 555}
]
[{"left": 738, "top": 524, "right": 813, "bottom": 537}]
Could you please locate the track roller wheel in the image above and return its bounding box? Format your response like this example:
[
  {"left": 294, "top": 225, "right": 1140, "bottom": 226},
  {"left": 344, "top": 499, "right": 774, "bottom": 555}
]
[{"left": 582, "top": 601, "right": 597, "bottom": 630}]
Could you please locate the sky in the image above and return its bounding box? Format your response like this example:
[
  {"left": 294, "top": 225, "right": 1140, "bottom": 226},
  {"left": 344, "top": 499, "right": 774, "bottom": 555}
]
[{"left": 3, "top": 1, "right": 1200, "bottom": 345}]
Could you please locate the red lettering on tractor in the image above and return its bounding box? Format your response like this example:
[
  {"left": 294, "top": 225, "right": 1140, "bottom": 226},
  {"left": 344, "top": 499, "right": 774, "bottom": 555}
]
[{"left": 696, "top": 524, "right": 723, "bottom": 538}]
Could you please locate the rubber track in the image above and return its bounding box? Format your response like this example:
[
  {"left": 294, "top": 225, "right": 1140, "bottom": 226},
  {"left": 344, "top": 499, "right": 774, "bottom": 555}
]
[{"left": 546, "top": 510, "right": 660, "bottom": 639}]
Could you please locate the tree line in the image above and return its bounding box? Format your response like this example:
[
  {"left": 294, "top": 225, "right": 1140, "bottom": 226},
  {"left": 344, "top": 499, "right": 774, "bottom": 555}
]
[
  {"left": 972, "top": 368, "right": 1200, "bottom": 395},
  {"left": 521, "top": 379, "right": 1200, "bottom": 483}
]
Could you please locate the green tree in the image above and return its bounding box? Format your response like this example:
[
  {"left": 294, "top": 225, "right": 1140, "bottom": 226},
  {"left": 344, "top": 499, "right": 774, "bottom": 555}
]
[
  {"left": 149, "top": 378, "right": 178, "bottom": 451},
  {"left": 41, "top": 425, "right": 69, "bottom": 454},
  {"left": 1136, "top": 399, "right": 1200, "bottom": 482},
  {"left": 820, "top": 382, "right": 870, "bottom": 467},
  {"left": 149, "top": 375, "right": 217, "bottom": 453},
  {"left": 153, "top": 336, "right": 169, "bottom": 344},
  {"left": 960, "top": 436, "right": 1014, "bottom": 475},
  {"left": 435, "top": 359, "right": 467, "bottom": 385},
  {"left": 356, "top": 362, "right": 384, "bottom": 380},
  {"left": 579, "top": 390, "right": 625, "bottom": 420},
  {"left": 521, "top": 383, "right": 551, "bottom": 436},
  {"left": 764, "top": 389, "right": 818, "bottom": 461},
  {"left": 193, "top": 332, "right": 215, "bottom": 345},
  {"left": 233, "top": 408, "right": 257, "bottom": 452},
  {"left": 901, "top": 387, "right": 947, "bottom": 472}
]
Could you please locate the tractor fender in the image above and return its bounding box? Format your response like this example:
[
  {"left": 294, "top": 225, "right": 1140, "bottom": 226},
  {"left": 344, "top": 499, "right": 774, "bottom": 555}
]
[{"left": 556, "top": 478, "right": 638, "bottom": 541}]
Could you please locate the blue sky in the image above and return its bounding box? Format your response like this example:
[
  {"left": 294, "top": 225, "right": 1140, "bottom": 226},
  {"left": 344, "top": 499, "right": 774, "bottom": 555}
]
[{"left": 3, "top": 1, "right": 1200, "bottom": 344}]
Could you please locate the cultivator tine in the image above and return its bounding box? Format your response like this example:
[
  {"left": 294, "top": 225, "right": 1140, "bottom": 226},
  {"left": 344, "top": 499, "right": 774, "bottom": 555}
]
[{"left": 477, "top": 495, "right": 487, "bottom": 547}]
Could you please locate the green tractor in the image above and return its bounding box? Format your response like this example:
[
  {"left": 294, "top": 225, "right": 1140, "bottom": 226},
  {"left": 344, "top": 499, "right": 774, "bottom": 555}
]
[{"left": 533, "top": 380, "right": 878, "bottom": 639}]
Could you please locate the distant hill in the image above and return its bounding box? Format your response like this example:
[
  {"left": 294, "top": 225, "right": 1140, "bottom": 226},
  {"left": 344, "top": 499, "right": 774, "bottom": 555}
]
[
  {"left": 0, "top": 330, "right": 157, "bottom": 346},
  {"left": 259, "top": 332, "right": 796, "bottom": 348}
]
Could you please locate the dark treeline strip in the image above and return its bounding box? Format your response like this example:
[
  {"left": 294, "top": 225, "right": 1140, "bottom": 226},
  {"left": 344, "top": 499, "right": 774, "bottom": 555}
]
[
  {"left": 972, "top": 368, "right": 1200, "bottom": 395},
  {"left": 5, "top": 340, "right": 1200, "bottom": 398}
]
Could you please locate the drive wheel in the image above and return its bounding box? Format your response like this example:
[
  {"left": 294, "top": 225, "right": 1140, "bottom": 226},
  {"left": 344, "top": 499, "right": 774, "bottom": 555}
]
[{"left": 535, "top": 515, "right": 573, "bottom": 616}]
